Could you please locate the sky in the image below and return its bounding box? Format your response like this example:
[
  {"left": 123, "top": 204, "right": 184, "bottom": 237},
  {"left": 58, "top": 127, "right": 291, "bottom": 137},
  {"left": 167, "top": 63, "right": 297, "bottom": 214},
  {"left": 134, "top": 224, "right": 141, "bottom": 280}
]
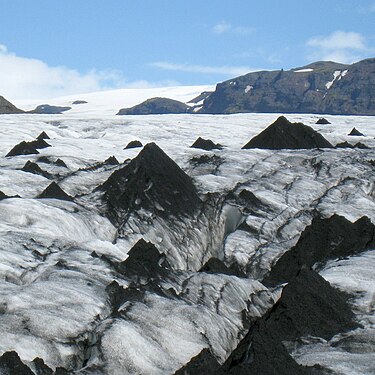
[{"left": 0, "top": 0, "right": 375, "bottom": 100}]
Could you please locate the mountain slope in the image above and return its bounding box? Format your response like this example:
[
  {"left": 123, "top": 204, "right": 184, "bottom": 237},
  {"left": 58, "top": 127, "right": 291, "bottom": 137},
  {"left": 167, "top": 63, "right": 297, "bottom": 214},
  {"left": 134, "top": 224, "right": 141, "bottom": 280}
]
[
  {"left": 0, "top": 95, "right": 24, "bottom": 114},
  {"left": 199, "top": 58, "right": 375, "bottom": 115},
  {"left": 117, "top": 97, "right": 190, "bottom": 115}
]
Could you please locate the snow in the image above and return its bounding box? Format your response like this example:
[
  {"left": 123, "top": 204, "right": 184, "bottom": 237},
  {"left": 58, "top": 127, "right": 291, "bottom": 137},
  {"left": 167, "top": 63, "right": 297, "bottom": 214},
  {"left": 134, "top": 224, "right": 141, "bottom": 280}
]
[
  {"left": 326, "top": 70, "right": 343, "bottom": 89},
  {"left": 294, "top": 68, "right": 314, "bottom": 73},
  {"left": 244, "top": 85, "right": 253, "bottom": 93},
  {"left": 12, "top": 85, "right": 215, "bottom": 116},
  {"left": 99, "top": 276, "right": 277, "bottom": 374},
  {"left": 0, "top": 95, "right": 374, "bottom": 374}
]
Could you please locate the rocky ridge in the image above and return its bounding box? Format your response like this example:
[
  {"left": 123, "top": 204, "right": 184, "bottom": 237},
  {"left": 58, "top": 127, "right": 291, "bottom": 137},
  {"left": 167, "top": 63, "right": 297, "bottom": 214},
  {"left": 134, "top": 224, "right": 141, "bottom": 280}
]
[{"left": 199, "top": 58, "right": 375, "bottom": 115}]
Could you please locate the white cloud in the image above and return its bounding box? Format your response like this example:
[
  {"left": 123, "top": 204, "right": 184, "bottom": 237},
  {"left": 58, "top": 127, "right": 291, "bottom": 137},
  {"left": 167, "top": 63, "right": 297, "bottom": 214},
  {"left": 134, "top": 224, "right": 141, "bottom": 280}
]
[
  {"left": 212, "top": 22, "right": 255, "bottom": 35},
  {"left": 306, "top": 31, "right": 372, "bottom": 64},
  {"left": 0, "top": 44, "right": 125, "bottom": 100},
  {"left": 150, "top": 61, "right": 256, "bottom": 77},
  {"left": 213, "top": 21, "right": 232, "bottom": 34},
  {"left": 307, "top": 31, "right": 366, "bottom": 51},
  {"left": 122, "top": 79, "right": 180, "bottom": 89}
]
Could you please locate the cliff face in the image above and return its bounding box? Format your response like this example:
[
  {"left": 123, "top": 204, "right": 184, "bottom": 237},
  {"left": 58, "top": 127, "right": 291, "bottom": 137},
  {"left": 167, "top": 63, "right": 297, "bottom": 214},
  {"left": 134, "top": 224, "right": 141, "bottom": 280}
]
[{"left": 199, "top": 58, "right": 375, "bottom": 115}]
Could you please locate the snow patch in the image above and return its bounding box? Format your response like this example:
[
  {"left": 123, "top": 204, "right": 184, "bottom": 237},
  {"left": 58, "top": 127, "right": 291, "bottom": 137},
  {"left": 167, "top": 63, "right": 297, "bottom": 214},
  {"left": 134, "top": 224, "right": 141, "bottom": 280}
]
[
  {"left": 244, "top": 85, "right": 253, "bottom": 93},
  {"left": 325, "top": 70, "right": 343, "bottom": 90},
  {"left": 294, "top": 68, "right": 314, "bottom": 73}
]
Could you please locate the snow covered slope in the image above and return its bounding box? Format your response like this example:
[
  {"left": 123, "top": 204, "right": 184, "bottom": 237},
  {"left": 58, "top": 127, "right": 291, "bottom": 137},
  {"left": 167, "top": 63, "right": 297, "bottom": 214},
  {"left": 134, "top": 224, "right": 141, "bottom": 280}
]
[
  {"left": 0, "top": 108, "right": 374, "bottom": 374},
  {"left": 13, "top": 85, "right": 214, "bottom": 117}
]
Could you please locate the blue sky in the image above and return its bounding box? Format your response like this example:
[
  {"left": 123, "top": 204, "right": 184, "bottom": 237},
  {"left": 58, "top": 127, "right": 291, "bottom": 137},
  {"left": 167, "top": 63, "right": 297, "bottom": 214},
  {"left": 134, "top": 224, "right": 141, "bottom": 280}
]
[{"left": 0, "top": 0, "right": 374, "bottom": 99}]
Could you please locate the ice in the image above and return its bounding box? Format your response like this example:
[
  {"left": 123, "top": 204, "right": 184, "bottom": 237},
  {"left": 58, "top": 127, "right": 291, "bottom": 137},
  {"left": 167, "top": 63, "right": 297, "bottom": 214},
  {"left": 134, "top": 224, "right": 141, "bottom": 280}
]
[
  {"left": 96, "top": 275, "right": 278, "bottom": 375},
  {"left": 0, "top": 198, "right": 116, "bottom": 243},
  {"left": 0, "top": 106, "right": 374, "bottom": 373}
]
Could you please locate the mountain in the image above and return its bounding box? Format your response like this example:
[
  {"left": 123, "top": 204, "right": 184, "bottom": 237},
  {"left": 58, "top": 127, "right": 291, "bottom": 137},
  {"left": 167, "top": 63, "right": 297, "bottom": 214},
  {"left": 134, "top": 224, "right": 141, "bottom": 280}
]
[
  {"left": 28, "top": 104, "right": 71, "bottom": 114},
  {"left": 117, "top": 97, "right": 190, "bottom": 115},
  {"left": 199, "top": 58, "right": 375, "bottom": 115},
  {"left": 0, "top": 95, "right": 24, "bottom": 114}
]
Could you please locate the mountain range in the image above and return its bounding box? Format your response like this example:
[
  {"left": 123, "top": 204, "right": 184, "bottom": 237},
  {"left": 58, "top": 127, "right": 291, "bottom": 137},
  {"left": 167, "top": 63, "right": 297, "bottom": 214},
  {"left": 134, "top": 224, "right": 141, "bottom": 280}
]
[
  {"left": 198, "top": 58, "right": 375, "bottom": 115},
  {"left": 2, "top": 58, "right": 375, "bottom": 116}
]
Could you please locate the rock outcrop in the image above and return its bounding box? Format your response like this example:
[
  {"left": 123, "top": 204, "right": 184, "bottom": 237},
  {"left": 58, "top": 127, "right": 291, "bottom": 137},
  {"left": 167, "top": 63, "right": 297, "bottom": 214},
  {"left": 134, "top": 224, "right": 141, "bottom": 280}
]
[
  {"left": 124, "top": 140, "right": 143, "bottom": 149},
  {"left": 336, "top": 141, "right": 370, "bottom": 149},
  {"left": 0, "top": 96, "right": 24, "bottom": 114},
  {"left": 190, "top": 137, "right": 223, "bottom": 151},
  {"left": 38, "top": 182, "right": 73, "bottom": 201},
  {"left": 72, "top": 100, "right": 88, "bottom": 105},
  {"left": 22, "top": 160, "right": 50, "bottom": 178},
  {"left": 5, "top": 138, "right": 51, "bottom": 157},
  {"left": 0, "top": 351, "right": 34, "bottom": 375},
  {"left": 348, "top": 127, "right": 364, "bottom": 136},
  {"left": 174, "top": 349, "right": 220, "bottom": 375},
  {"left": 117, "top": 97, "right": 190, "bottom": 115},
  {"left": 116, "top": 239, "right": 171, "bottom": 281},
  {"left": 37, "top": 131, "right": 50, "bottom": 140},
  {"left": 316, "top": 117, "right": 330, "bottom": 124},
  {"left": 101, "top": 142, "right": 201, "bottom": 225},
  {"left": 0, "top": 351, "right": 69, "bottom": 375},
  {"left": 5, "top": 141, "right": 40, "bottom": 157},
  {"left": 220, "top": 269, "right": 356, "bottom": 375},
  {"left": 199, "top": 257, "right": 244, "bottom": 277},
  {"left": 29, "top": 104, "right": 71, "bottom": 114},
  {"left": 242, "top": 116, "right": 333, "bottom": 149},
  {"left": 263, "top": 214, "right": 375, "bottom": 287}
]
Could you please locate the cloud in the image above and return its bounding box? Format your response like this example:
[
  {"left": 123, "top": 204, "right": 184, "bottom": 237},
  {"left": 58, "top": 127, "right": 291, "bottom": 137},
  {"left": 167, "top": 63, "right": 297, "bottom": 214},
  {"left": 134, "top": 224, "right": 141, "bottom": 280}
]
[
  {"left": 306, "top": 31, "right": 372, "bottom": 63},
  {"left": 213, "top": 21, "right": 232, "bottom": 34},
  {"left": 0, "top": 44, "right": 125, "bottom": 100},
  {"left": 307, "top": 31, "right": 366, "bottom": 51},
  {"left": 150, "top": 61, "right": 256, "bottom": 77},
  {"left": 123, "top": 79, "right": 181, "bottom": 89},
  {"left": 212, "top": 22, "right": 255, "bottom": 35}
]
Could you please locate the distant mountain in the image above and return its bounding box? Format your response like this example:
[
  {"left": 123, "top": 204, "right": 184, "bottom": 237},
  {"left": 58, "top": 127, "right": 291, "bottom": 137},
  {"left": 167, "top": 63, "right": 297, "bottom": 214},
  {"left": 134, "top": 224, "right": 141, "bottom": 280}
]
[
  {"left": 28, "top": 104, "right": 71, "bottom": 114},
  {"left": 198, "top": 58, "right": 375, "bottom": 115},
  {"left": 0, "top": 96, "right": 24, "bottom": 114},
  {"left": 117, "top": 97, "right": 190, "bottom": 115}
]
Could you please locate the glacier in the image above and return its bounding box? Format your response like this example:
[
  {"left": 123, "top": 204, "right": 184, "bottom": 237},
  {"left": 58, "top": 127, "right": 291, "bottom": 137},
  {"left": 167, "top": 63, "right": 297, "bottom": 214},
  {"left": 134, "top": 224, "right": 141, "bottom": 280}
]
[{"left": 0, "top": 108, "right": 374, "bottom": 374}]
